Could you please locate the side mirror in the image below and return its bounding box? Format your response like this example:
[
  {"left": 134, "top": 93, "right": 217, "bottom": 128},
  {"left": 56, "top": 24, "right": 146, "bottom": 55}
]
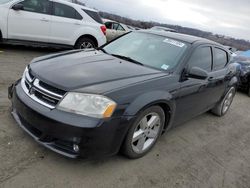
[
  {"left": 187, "top": 67, "right": 208, "bottom": 80},
  {"left": 12, "top": 4, "right": 24, "bottom": 11}
]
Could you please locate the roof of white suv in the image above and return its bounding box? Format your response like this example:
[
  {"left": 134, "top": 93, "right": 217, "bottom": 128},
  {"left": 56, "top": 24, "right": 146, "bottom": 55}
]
[{"left": 56, "top": 0, "right": 98, "bottom": 12}]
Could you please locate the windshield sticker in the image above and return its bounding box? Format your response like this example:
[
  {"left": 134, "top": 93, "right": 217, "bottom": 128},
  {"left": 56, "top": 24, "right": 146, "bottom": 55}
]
[
  {"left": 163, "top": 38, "right": 185, "bottom": 48},
  {"left": 161, "top": 64, "right": 169, "bottom": 70}
]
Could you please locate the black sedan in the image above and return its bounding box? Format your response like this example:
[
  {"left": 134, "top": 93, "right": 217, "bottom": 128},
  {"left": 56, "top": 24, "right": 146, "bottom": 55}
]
[{"left": 9, "top": 31, "right": 239, "bottom": 159}]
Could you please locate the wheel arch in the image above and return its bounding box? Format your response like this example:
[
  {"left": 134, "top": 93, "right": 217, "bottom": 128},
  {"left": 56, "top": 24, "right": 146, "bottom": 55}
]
[
  {"left": 74, "top": 34, "right": 98, "bottom": 48},
  {"left": 123, "top": 91, "right": 176, "bottom": 132}
]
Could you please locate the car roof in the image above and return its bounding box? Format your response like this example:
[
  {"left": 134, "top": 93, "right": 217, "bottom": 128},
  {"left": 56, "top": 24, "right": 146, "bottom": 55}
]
[
  {"left": 53, "top": 0, "right": 98, "bottom": 12},
  {"left": 141, "top": 30, "right": 222, "bottom": 46}
]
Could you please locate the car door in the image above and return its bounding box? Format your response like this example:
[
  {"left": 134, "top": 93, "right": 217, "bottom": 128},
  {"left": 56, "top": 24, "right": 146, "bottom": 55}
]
[
  {"left": 207, "top": 47, "right": 230, "bottom": 104},
  {"left": 8, "top": 0, "right": 51, "bottom": 42},
  {"left": 173, "top": 46, "right": 213, "bottom": 125},
  {"left": 49, "top": 2, "right": 82, "bottom": 45},
  {"left": 105, "top": 22, "right": 117, "bottom": 42}
]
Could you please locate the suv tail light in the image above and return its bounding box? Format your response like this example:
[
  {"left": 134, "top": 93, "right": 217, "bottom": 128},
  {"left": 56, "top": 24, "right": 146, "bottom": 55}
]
[{"left": 101, "top": 25, "right": 107, "bottom": 35}]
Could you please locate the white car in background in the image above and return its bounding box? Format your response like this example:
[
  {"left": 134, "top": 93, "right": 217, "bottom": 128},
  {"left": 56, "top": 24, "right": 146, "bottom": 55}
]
[
  {"left": 103, "top": 19, "right": 131, "bottom": 42},
  {"left": 0, "top": 0, "right": 107, "bottom": 49}
]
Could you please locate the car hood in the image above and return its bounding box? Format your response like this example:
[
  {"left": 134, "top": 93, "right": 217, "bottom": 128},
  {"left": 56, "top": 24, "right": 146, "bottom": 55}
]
[{"left": 30, "top": 50, "right": 166, "bottom": 93}]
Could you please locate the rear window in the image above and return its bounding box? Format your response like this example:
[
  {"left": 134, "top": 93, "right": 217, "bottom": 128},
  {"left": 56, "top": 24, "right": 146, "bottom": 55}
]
[
  {"left": 83, "top": 9, "right": 103, "bottom": 24},
  {"left": 53, "top": 2, "right": 82, "bottom": 20},
  {"left": 213, "top": 48, "right": 228, "bottom": 70}
]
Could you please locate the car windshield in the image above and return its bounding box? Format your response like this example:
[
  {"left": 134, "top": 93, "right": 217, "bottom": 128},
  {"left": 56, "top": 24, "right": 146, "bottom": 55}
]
[
  {"left": 0, "top": 0, "right": 13, "bottom": 4},
  {"left": 102, "top": 32, "right": 189, "bottom": 71}
]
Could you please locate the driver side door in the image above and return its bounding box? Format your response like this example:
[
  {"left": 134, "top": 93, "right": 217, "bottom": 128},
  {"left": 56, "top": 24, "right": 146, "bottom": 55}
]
[
  {"left": 173, "top": 46, "right": 213, "bottom": 125},
  {"left": 8, "top": 0, "right": 51, "bottom": 42}
]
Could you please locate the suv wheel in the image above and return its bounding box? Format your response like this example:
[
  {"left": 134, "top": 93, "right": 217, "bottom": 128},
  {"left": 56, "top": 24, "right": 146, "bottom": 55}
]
[
  {"left": 122, "top": 106, "right": 165, "bottom": 159},
  {"left": 75, "top": 37, "right": 96, "bottom": 49},
  {"left": 211, "top": 86, "right": 236, "bottom": 117}
]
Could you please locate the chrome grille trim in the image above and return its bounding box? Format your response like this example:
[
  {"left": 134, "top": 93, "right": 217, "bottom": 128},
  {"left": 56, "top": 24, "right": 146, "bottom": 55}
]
[
  {"left": 33, "top": 79, "right": 63, "bottom": 99},
  {"left": 21, "top": 78, "right": 55, "bottom": 109},
  {"left": 21, "top": 69, "right": 65, "bottom": 109}
]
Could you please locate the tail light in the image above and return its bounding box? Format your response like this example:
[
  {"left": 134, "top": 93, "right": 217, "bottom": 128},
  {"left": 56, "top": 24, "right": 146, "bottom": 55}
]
[{"left": 101, "top": 25, "right": 107, "bottom": 35}]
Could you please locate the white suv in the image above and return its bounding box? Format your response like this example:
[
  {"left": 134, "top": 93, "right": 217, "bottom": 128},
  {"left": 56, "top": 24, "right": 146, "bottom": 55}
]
[{"left": 0, "top": 0, "right": 107, "bottom": 49}]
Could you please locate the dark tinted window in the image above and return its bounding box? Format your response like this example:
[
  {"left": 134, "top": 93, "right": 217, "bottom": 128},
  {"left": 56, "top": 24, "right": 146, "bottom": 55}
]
[
  {"left": 188, "top": 47, "right": 212, "bottom": 72},
  {"left": 19, "top": 0, "right": 51, "bottom": 14},
  {"left": 105, "top": 22, "right": 112, "bottom": 29},
  {"left": 53, "top": 2, "right": 82, "bottom": 20},
  {"left": 213, "top": 48, "right": 228, "bottom": 70},
  {"left": 83, "top": 9, "right": 103, "bottom": 24}
]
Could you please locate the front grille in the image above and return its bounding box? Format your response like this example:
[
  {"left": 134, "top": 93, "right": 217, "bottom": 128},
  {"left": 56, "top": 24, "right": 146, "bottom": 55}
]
[{"left": 21, "top": 68, "right": 66, "bottom": 109}]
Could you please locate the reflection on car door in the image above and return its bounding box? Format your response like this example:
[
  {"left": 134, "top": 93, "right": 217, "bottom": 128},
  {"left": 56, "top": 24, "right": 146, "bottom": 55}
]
[
  {"left": 8, "top": 0, "right": 51, "bottom": 42},
  {"left": 174, "top": 46, "right": 213, "bottom": 125},
  {"left": 50, "top": 2, "right": 82, "bottom": 45}
]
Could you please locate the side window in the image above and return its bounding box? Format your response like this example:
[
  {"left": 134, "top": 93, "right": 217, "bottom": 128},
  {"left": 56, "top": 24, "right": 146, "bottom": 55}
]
[
  {"left": 18, "top": 0, "right": 51, "bottom": 14},
  {"left": 105, "top": 22, "right": 112, "bottom": 29},
  {"left": 117, "top": 24, "right": 125, "bottom": 31},
  {"left": 213, "top": 48, "right": 228, "bottom": 70},
  {"left": 188, "top": 47, "right": 212, "bottom": 72},
  {"left": 53, "top": 2, "right": 82, "bottom": 20},
  {"left": 112, "top": 23, "right": 119, "bottom": 30}
]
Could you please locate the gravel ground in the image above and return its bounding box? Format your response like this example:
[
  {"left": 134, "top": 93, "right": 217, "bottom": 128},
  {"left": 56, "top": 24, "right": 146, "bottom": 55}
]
[{"left": 0, "top": 45, "right": 250, "bottom": 188}]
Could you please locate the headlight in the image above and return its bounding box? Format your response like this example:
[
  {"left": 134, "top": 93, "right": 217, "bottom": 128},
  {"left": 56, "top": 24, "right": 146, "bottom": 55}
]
[{"left": 57, "top": 92, "right": 117, "bottom": 118}]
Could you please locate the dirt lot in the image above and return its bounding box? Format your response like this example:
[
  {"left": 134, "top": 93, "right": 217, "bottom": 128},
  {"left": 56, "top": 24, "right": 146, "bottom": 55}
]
[{"left": 0, "top": 45, "right": 250, "bottom": 188}]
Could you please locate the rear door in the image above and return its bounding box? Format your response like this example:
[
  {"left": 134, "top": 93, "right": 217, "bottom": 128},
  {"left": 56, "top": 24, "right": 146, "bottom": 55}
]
[
  {"left": 49, "top": 2, "right": 82, "bottom": 45},
  {"left": 207, "top": 47, "right": 230, "bottom": 105},
  {"left": 8, "top": 0, "right": 51, "bottom": 42}
]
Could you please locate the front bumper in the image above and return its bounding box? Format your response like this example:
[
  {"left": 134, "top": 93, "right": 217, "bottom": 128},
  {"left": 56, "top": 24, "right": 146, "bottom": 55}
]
[{"left": 9, "top": 81, "right": 133, "bottom": 159}]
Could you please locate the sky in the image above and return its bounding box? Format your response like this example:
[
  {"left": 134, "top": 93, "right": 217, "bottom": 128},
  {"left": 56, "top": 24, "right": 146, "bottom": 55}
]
[{"left": 83, "top": 0, "right": 250, "bottom": 41}]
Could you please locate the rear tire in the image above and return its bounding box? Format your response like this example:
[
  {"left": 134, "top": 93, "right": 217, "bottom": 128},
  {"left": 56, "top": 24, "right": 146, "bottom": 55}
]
[
  {"left": 121, "top": 106, "right": 165, "bottom": 159},
  {"left": 74, "top": 37, "right": 96, "bottom": 49},
  {"left": 211, "top": 86, "right": 236, "bottom": 117}
]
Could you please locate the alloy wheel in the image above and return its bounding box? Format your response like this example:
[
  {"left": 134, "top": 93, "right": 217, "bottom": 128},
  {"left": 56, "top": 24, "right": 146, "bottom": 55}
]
[
  {"left": 131, "top": 112, "right": 161, "bottom": 154},
  {"left": 222, "top": 88, "right": 235, "bottom": 114},
  {"left": 80, "top": 42, "right": 93, "bottom": 49}
]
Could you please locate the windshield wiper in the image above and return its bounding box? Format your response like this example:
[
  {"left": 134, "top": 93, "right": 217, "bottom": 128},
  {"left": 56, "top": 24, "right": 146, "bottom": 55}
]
[
  {"left": 99, "top": 48, "right": 109, "bottom": 54},
  {"left": 111, "top": 54, "right": 144, "bottom": 66}
]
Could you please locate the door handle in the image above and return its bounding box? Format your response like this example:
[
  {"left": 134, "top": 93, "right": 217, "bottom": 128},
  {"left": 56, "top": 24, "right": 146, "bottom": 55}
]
[
  {"left": 74, "top": 22, "right": 80, "bottom": 25},
  {"left": 40, "top": 18, "right": 49, "bottom": 22}
]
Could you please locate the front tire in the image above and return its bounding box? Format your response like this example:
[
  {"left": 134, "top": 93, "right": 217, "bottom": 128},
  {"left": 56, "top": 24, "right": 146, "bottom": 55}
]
[
  {"left": 211, "top": 86, "right": 236, "bottom": 117},
  {"left": 122, "top": 106, "right": 165, "bottom": 159}
]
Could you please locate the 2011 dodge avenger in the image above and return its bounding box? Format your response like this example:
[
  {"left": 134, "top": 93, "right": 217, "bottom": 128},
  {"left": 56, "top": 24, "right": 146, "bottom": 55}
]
[{"left": 9, "top": 31, "right": 239, "bottom": 159}]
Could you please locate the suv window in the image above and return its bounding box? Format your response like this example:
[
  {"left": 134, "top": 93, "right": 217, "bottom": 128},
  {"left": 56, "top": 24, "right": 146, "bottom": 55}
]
[
  {"left": 82, "top": 9, "right": 103, "bottom": 24},
  {"left": 112, "top": 23, "right": 119, "bottom": 30},
  {"left": 105, "top": 22, "right": 112, "bottom": 29},
  {"left": 188, "top": 47, "right": 212, "bottom": 72},
  {"left": 117, "top": 24, "right": 125, "bottom": 31},
  {"left": 53, "top": 2, "right": 82, "bottom": 20},
  {"left": 18, "top": 0, "right": 51, "bottom": 14},
  {"left": 213, "top": 48, "right": 228, "bottom": 70}
]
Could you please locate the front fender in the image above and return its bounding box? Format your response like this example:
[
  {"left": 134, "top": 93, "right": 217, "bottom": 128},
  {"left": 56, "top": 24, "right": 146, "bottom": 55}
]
[{"left": 123, "top": 91, "right": 175, "bottom": 116}]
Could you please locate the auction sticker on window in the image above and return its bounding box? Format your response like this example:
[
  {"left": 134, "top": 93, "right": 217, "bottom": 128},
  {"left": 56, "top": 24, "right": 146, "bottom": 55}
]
[{"left": 163, "top": 38, "right": 185, "bottom": 48}]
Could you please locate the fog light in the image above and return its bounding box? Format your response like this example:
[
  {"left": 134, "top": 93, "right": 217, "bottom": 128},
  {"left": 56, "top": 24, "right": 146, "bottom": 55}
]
[{"left": 73, "top": 144, "right": 79, "bottom": 152}]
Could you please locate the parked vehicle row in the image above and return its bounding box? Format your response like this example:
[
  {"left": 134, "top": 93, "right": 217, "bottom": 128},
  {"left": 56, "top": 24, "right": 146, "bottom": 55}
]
[
  {"left": 0, "top": 0, "right": 106, "bottom": 49},
  {"left": 9, "top": 31, "right": 239, "bottom": 159}
]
